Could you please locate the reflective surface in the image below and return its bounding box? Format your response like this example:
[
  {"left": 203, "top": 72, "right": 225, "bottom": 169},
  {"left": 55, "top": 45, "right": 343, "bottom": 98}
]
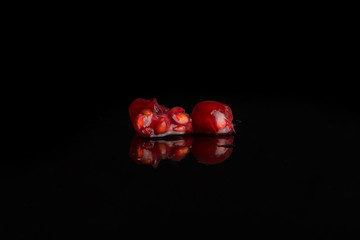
[
  {"left": 10, "top": 94, "right": 360, "bottom": 237},
  {"left": 129, "top": 134, "right": 234, "bottom": 167}
]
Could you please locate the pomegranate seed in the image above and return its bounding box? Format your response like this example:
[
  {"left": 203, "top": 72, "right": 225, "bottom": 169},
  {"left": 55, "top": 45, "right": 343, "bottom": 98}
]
[
  {"left": 141, "top": 109, "right": 152, "bottom": 116},
  {"left": 135, "top": 115, "right": 145, "bottom": 130},
  {"left": 173, "top": 125, "right": 186, "bottom": 132},
  {"left": 155, "top": 120, "right": 167, "bottom": 134},
  {"left": 173, "top": 113, "right": 189, "bottom": 124}
]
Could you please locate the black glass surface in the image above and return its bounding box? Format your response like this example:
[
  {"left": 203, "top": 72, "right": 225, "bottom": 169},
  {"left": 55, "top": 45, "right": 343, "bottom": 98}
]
[
  {"left": 6, "top": 13, "right": 359, "bottom": 237},
  {"left": 8, "top": 88, "right": 360, "bottom": 238}
]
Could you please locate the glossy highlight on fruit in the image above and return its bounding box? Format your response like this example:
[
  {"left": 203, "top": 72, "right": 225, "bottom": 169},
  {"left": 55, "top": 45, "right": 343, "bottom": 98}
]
[
  {"left": 191, "top": 101, "right": 234, "bottom": 135},
  {"left": 129, "top": 98, "right": 193, "bottom": 138}
]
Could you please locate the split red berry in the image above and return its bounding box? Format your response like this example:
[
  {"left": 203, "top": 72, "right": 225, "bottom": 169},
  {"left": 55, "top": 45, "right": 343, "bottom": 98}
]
[
  {"left": 191, "top": 101, "right": 234, "bottom": 135},
  {"left": 129, "top": 98, "right": 193, "bottom": 138}
]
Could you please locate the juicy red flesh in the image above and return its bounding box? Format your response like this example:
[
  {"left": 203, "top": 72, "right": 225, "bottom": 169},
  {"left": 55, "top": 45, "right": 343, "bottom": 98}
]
[
  {"left": 129, "top": 98, "right": 193, "bottom": 138},
  {"left": 191, "top": 101, "right": 234, "bottom": 135}
]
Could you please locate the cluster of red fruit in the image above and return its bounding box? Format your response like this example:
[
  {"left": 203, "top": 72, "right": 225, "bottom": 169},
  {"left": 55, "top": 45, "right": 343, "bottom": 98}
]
[{"left": 129, "top": 98, "right": 234, "bottom": 138}]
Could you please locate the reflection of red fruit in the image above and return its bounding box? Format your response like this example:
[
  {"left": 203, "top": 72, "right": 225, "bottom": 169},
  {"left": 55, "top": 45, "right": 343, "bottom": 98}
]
[
  {"left": 129, "top": 134, "right": 157, "bottom": 167},
  {"left": 129, "top": 134, "right": 193, "bottom": 168},
  {"left": 129, "top": 133, "right": 234, "bottom": 167},
  {"left": 191, "top": 101, "right": 234, "bottom": 135},
  {"left": 192, "top": 136, "right": 234, "bottom": 165},
  {"left": 170, "top": 147, "right": 190, "bottom": 161}
]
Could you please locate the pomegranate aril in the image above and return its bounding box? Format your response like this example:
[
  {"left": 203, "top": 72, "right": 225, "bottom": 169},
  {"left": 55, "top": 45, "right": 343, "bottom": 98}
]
[
  {"left": 172, "top": 112, "right": 189, "bottom": 124},
  {"left": 155, "top": 120, "right": 167, "bottom": 134},
  {"left": 141, "top": 109, "right": 152, "bottom": 116},
  {"left": 173, "top": 125, "right": 186, "bottom": 132},
  {"left": 134, "top": 115, "right": 145, "bottom": 130}
]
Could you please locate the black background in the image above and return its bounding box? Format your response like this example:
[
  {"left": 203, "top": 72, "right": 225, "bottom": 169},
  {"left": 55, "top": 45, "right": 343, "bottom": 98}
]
[{"left": 4, "top": 8, "right": 360, "bottom": 238}]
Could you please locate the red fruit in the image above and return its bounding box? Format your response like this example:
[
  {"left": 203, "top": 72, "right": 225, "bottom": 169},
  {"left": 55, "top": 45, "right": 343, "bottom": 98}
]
[
  {"left": 191, "top": 101, "right": 234, "bottom": 135},
  {"left": 129, "top": 98, "right": 193, "bottom": 138}
]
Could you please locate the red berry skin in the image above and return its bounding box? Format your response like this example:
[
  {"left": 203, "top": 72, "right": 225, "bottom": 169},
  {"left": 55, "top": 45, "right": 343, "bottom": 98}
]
[
  {"left": 129, "top": 98, "right": 168, "bottom": 123},
  {"left": 191, "top": 101, "right": 234, "bottom": 135}
]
